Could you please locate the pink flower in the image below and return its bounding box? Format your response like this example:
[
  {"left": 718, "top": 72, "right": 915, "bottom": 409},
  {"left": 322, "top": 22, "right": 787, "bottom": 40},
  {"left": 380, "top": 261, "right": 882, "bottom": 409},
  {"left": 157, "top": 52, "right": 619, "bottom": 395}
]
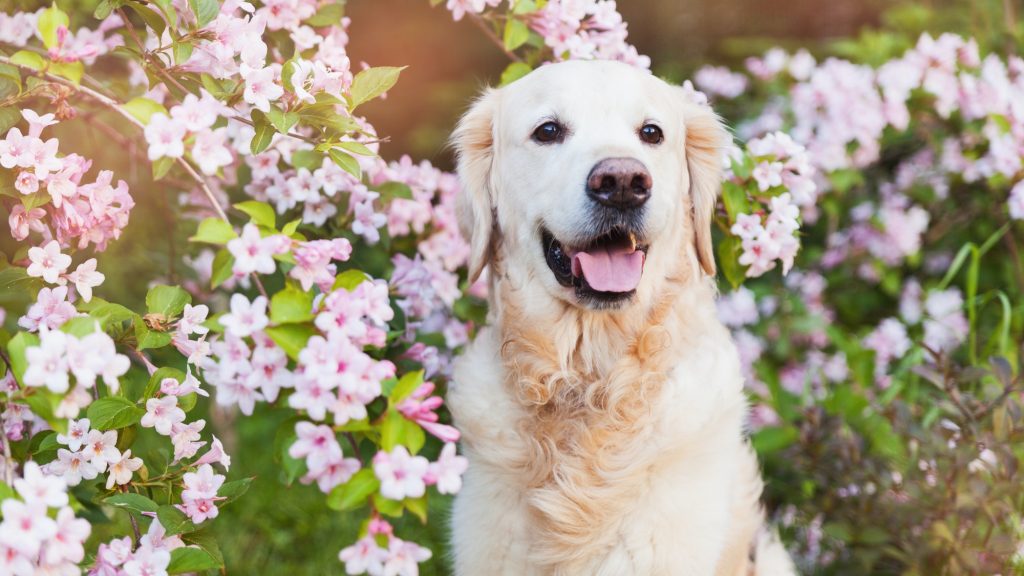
[
  {"left": 194, "top": 435, "right": 232, "bottom": 471},
  {"left": 397, "top": 382, "right": 460, "bottom": 443},
  {"left": 227, "top": 223, "right": 289, "bottom": 276},
  {"left": 83, "top": 429, "right": 121, "bottom": 473},
  {"left": 23, "top": 327, "right": 70, "bottom": 393},
  {"left": 122, "top": 544, "right": 171, "bottom": 576},
  {"left": 105, "top": 449, "right": 143, "bottom": 489},
  {"left": 170, "top": 91, "right": 221, "bottom": 132},
  {"left": 1009, "top": 180, "right": 1024, "bottom": 220},
  {"left": 373, "top": 446, "right": 429, "bottom": 501},
  {"left": 43, "top": 506, "right": 91, "bottom": 565},
  {"left": 22, "top": 109, "right": 58, "bottom": 138},
  {"left": 144, "top": 113, "right": 187, "bottom": 160},
  {"left": 7, "top": 204, "right": 45, "bottom": 241},
  {"left": 15, "top": 461, "right": 69, "bottom": 508},
  {"left": 18, "top": 286, "right": 76, "bottom": 332},
  {"left": 49, "top": 449, "right": 99, "bottom": 487},
  {"left": 14, "top": 170, "right": 38, "bottom": 194},
  {"left": 0, "top": 499, "right": 56, "bottom": 557},
  {"left": 241, "top": 65, "right": 283, "bottom": 112},
  {"left": 170, "top": 420, "right": 207, "bottom": 462},
  {"left": 178, "top": 303, "right": 210, "bottom": 336},
  {"left": 192, "top": 127, "right": 233, "bottom": 175},
  {"left": 141, "top": 396, "right": 186, "bottom": 436},
  {"left": 426, "top": 442, "right": 468, "bottom": 495},
  {"left": 26, "top": 240, "right": 71, "bottom": 284},
  {"left": 288, "top": 421, "right": 342, "bottom": 469},
  {"left": 220, "top": 293, "right": 270, "bottom": 338},
  {"left": 381, "top": 537, "right": 432, "bottom": 575},
  {"left": 56, "top": 418, "right": 91, "bottom": 452},
  {"left": 66, "top": 258, "right": 105, "bottom": 302},
  {"left": 339, "top": 536, "right": 385, "bottom": 575}
]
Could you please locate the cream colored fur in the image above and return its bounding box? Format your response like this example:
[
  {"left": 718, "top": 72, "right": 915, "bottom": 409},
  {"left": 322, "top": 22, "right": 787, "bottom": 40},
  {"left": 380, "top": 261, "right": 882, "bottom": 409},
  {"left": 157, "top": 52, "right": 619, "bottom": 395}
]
[{"left": 447, "top": 60, "right": 797, "bottom": 576}]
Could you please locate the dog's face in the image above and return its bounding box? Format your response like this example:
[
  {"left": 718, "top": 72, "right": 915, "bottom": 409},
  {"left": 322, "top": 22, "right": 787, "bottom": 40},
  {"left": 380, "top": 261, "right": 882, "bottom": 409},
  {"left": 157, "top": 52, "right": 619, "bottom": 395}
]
[{"left": 454, "top": 60, "right": 727, "bottom": 310}]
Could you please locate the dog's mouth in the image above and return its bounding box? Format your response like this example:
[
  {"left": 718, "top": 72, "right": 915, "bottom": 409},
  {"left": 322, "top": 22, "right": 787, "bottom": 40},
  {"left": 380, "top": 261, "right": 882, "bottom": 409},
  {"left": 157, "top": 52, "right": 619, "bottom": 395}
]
[{"left": 542, "top": 226, "right": 648, "bottom": 306}]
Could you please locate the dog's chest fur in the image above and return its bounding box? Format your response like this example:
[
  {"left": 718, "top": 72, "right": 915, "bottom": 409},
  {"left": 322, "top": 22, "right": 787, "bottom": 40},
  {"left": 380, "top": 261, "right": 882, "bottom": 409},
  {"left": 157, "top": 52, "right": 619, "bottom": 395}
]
[{"left": 447, "top": 282, "right": 761, "bottom": 576}]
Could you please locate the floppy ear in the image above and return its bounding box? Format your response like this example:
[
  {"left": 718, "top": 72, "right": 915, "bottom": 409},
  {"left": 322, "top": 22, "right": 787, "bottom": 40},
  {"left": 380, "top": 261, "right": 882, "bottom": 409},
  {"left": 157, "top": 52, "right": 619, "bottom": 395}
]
[
  {"left": 452, "top": 88, "right": 500, "bottom": 283},
  {"left": 681, "top": 100, "right": 729, "bottom": 277}
]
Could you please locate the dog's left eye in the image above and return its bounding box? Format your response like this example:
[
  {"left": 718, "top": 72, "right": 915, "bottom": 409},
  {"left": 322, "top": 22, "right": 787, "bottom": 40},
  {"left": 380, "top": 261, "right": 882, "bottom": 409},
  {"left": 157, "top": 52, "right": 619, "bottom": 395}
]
[
  {"left": 532, "top": 121, "right": 565, "bottom": 144},
  {"left": 639, "top": 124, "right": 664, "bottom": 145}
]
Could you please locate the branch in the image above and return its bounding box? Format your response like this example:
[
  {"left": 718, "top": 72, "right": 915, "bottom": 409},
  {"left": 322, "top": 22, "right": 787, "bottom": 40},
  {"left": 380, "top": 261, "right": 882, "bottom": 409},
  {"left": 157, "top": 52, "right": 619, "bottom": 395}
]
[
  {"left": 468, "top": 13, "right": 524, "bottom": 63},
  {"left": 0, "top": 55, "right": 232, "bottom": 224}
]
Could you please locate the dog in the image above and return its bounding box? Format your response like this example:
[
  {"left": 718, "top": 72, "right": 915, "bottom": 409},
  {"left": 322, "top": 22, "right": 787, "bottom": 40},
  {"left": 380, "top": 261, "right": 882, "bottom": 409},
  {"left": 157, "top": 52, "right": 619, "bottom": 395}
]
[{"left": 446, "top": 60, "right": 796, "bottom": 576}]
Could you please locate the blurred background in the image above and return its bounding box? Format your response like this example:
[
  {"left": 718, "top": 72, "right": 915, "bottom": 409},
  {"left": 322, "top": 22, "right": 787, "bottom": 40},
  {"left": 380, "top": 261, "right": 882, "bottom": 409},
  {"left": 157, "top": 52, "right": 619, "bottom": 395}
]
[{"left": 3, "top": 0, "right": 1018, "bottom": 573}]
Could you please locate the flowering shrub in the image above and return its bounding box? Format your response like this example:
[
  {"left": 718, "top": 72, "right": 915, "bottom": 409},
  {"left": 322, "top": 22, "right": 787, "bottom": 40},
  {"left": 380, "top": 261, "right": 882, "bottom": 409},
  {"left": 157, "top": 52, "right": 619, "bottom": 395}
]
[{"left": 0, "top": 0, "right": 1020, "bottom": 575}]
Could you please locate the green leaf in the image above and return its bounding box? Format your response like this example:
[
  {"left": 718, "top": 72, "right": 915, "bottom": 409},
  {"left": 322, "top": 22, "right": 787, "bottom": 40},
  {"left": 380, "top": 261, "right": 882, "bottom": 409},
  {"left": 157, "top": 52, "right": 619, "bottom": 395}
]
[
  {"left": 499, "top": 62, "right": 532, "bottom": 86},
  {"left": 265, "top": 324, "right": 317, "bottom": 361},
  {"left": 335, "top": 141, "right": 375, "bottom": 157},
  {"left": 167, "top": 546, "right": 221, "bottom": 574},
  {"left": 290, "top": 149, "right": 322, "bottom": 171},
  {"left": 123, "top": 97, "right": 168, "bottom": 125},
  {"left": 380, "top": 409, "right": 425, "bottom": 453},
  {"left": 405, "top": 495, "right": 428, "bottom": 523},
  {"left": 38, "top": 4, "right": 70, "bottom": 50},
  {"left": 210, "top": 249, "right": 235, "bottom": 289},
  {"left": 172, "top": 41, "right": 194, "bottom": 66},
  {"left": 87, "top": 397, "right": 145, "bottom": 431},
  {"left": 217, "top": 477, "right": 253, "bottom": 506},
  {"left": 126, "top": 2, "right": 166, "bottom": 38},
  {"left": 266, "top": 107, "right": 300, "bottom": 134},
  {"left": 94, "top": 0, "right": 124, "bottom": 20},
  {"left": 6, "top": 331, "right": 39, "bottom": 384},
  {"left": 332, "top": 269, "right": 368, "bottom": 291},
  {"left": 0, "top": 482, "right": 15, "bottom": 503},
  {"left": 190, "top": 218, "right": 238, "bottom": 245},
  {"left": 181, "top": 530, "right": 224, "bottom": 565},
  {"left": 389, "top": 370, "right": 424, "bottom": 404},
  {"left": 10, "top": 51, "right": 46, "bottom": 71},
  {"left": 234, "top": 201, "right": 276, "bottom": 229},
  {"left": 281, "top": 219, "right": 302, "bottom": 237},
  {"left": 716, "top": 233, "right": 745, "bottom": 290},
  {"left": 0, "top": 107, "right": 21, "bottom": 133},
  {"left": 327, "top": 468, "right": 379, "bottom": 511},
  {"left": 61, "top": 316, "right": 100, "bottom": 338},
  {"left": 305, "top": 2, "right": 344, "bottom": 26},
  {"left": 503, "top": 18, "right": 530, "bottom": 51},
  {"left": 134, "top": 315, "right": 173, "bottom": 350},
  {"left": 270, "top": 287, "right": 314, "bottom": 324},
  {"left": 328, "top": 148, "right": 361, "bottom": 180},
  {"left": 188, "top": 0, "right": 220, "bottom": 28},
  {"left": 152, "top": 156, "right": 175, "bottom": 180},
  {"left": 374, "top": 493, "right": 403, "bottom": 517},
  {"left": 21, "top": 191, "right": 51, "bottom": 211},
  {"left": 145, "top": 367, "right": 186, "bottom": 401},
  {"left": 721, "top": 181, "right": 750, "bottom": 221},
  {"left": 103, "top": 493, "right": 160, "bottom": 514},
  {"left": 157, "top": 505, "right": 197, "bottom": 536},
  {"left": 146, "top": 285, "right": 191, "bottom": 318},
  {"left": 751, "top": 425, "right": 799, "bottom": 455},
  {"left": 86, "top": 300, "right": 136, "bottom": 328},
  {"left": 250, "top": 114, "right": 275, "bottom": 155},
  {"left": 348, "top": 66, "right": 405, "bottom": 111}
]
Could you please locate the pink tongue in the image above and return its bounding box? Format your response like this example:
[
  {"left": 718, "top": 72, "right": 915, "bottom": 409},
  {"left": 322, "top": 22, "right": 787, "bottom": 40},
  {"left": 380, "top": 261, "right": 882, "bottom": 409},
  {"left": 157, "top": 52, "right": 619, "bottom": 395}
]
[{"left": 571, "top": 247, "right": 645, "bottom": 293}]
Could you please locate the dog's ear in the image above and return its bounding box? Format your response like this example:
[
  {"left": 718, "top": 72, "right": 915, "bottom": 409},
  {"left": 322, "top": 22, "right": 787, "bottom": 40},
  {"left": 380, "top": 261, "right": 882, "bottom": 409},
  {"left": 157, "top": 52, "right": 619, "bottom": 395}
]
[
  {"left": 681, "top": 98, "right": 729, "bottom": 277},
  {"left": 452, "top": 88, "right": 500, "bottom": 283}
]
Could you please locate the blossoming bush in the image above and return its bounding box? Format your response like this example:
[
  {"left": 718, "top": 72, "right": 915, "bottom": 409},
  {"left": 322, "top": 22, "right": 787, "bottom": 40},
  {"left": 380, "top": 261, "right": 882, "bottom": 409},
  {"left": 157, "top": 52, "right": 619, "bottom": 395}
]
[{"left": 0, "top": 0, "right": 1020, "bottom": 574}]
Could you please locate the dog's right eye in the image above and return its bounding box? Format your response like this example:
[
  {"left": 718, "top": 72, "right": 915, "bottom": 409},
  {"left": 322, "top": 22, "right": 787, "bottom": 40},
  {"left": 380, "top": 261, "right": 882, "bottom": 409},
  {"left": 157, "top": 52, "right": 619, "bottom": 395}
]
[{"left": 532, "top": 121, "right": 565, "bottom": 144}]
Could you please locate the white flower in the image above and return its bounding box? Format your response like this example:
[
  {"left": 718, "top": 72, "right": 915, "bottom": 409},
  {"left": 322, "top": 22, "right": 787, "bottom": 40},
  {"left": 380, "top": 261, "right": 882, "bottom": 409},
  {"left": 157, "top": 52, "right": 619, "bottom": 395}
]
[
  {"left": 373, "top": 446, "right": 429, "bottom": 501},
  {"left": 26, "top": 240, "right": 71, "bottom": 284},
  {"left": 14, "top": 461, "right": 68, "bottom": 508},
  {"left": 242, "top": 65, "right": 284, "bottom": 113},
  {"left": 106, "top": 449, "right": 144, "bottom": 489},
  {"left": 23, "top": 327, "right": 70, "bottom": 393},
  {"left": 144, "top": 113, "right": 187, "bottom": 160},
  {"left": 141, "top": 396, "right": 186, "bottom": 436},
  {"left": 220, "top": 293, "right": 269, "bottom": 338},
  {"left": 65, "top": 258, "right": 105, "bottom": 302}
]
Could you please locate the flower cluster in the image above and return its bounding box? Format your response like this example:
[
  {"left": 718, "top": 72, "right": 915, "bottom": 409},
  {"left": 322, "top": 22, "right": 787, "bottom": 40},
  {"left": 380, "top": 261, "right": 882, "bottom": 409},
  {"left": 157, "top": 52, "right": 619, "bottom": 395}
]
[
  {"left": 3, "top": 111, "right": 134, "bottom": 251},
  {"left": 0, "top": 463, "right": 90, "bottom": 575},
  {"left": 338, "top": 518, "right": 433, "bottom": 576}
]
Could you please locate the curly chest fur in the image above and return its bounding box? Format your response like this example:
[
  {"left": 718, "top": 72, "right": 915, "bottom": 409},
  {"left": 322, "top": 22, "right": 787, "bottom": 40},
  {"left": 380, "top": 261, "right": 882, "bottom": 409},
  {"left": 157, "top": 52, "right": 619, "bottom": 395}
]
[{"left": 448, "top": 295, "right": 757, "bottom": 575}]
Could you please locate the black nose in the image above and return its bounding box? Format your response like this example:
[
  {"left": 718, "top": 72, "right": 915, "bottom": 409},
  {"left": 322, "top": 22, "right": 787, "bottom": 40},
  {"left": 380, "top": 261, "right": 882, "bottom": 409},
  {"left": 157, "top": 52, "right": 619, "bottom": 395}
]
[{"left": 585, "top": 157, "right": 652, "bottom": 210}]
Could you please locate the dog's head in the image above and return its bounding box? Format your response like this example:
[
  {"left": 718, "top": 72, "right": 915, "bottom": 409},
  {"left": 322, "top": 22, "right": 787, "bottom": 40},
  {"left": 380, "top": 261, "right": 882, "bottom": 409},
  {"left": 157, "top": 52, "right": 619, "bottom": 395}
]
[{"left": 453, "top": 60, "right": 728, "bottom": 311}]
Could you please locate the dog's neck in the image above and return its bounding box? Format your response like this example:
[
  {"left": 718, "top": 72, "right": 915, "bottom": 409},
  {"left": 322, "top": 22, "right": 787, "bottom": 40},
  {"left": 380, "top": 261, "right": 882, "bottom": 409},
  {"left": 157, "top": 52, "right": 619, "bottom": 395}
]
[{"left": 484, "top": 260, "right": 721, "bottom": 569}]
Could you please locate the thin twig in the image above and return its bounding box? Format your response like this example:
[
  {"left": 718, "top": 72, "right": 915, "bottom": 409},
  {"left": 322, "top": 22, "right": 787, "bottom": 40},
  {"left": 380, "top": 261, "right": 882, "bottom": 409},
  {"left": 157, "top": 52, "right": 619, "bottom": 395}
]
[
  {"left": 0, "top": 54, "right": 232, "bottom": 224},
  {"left": 128, "top": 512, "right": 142, "bottom": 548},
  {"left": 468, "top": 13, "right": 524, "bottom": 63}
]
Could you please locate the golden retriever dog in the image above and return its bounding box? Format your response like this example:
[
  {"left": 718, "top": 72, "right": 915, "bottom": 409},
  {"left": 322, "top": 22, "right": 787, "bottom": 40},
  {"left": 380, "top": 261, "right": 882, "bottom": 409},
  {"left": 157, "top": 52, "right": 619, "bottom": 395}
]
[{"left": 447, "top": 60, "right": 796, "bottom": 576}]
